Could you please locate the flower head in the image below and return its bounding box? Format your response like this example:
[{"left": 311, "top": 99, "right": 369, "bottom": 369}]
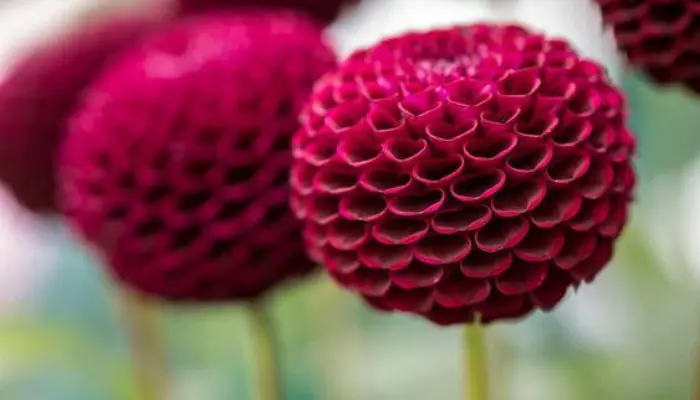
[
  {"left": 291, "top": 24, "right": 636, "bottom": 324},
  {"left": 176, "top": 0, "right": 358, "bottom": 24},
  {"left": 0, "top": 12, "right": 162, "bottom": 213},
  {"left": 594, "top": 0, "right": 700, "bottom": 93},
  {"left": 59, "top": 11, "right": 337, "bottom": 301}
]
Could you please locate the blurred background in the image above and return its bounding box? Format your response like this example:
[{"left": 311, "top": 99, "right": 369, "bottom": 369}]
[{"left": 0, "top": 0, "right": 697, "bottom": 398}]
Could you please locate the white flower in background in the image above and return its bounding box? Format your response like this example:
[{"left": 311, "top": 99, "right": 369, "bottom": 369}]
[
  {"left": 329, "top": 0, "right": 489, "bottom": 57},
  {"left": 665, "top": 157, "right": 700, "bottom": 287},
  {"left": 0, "top": 0, "right": 97, "bottom": 73},
  {"left": 0, "top": 186, "right": 59, "bottom": 312}
]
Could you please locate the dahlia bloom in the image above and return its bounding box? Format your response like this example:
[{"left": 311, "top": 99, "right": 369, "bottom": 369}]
[
  {"left": 0, "top": 12, "right": 162, "bottom": 214},
  {"left": 291, "top": 24, "right": 636, "bottom": 325},
  {"left": 594, "top": 0, "right": 700, "bottom": 93},
  {"left": 59, "top": 11, "right": 337, "bottom": 301},
  {"left": 176, "top": 0, "right": 358, "bottom": 24}
]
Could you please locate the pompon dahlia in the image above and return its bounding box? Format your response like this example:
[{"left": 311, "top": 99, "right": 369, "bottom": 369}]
[
  {"left": 176, "top": 0, "right": 358, "bottom": 24},
  {"left": 594, "top": 0, "right": 700, "bottom": 93},
  {"left": 0, "top": 12, "right": 163, "bottom": 214},
  {"left": 291, "top": 24, "right": 636, "bottom": 325},
  {"left": 59, "top": 11, "right": 336, "bottom": 301}
]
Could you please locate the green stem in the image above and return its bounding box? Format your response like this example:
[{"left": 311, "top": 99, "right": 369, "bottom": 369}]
[
  {"left": 119, "top": 290, "right": 170, "bottom": 400},
  {"left": 464, "top": 322, "right": 489, "bottom": 400},
  {"left": 248, "top": 301, "right": 281, "bottom": 400}
]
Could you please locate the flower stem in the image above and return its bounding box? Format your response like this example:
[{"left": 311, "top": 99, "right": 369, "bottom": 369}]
[
  {"left": 118, "top": 290, "right": 170, "bottom": 400},
  {"left": 464, "top": 321, "right": 489, "bottom": 400},
  {"left": 248, "top": 301, "right": 282, "bottom": 400}
]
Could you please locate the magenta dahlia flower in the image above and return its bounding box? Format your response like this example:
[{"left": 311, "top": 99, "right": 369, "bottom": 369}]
[
  {"left": 176, "top": 0, "right": 358, "bottom": 24},
  {"left": 0, "top": 13, "right": 162, "bottom": 214},
  {"left": 59, "top": 11, "right": 336, "bottom": 301},
  {"left": 594, "top": 0, "right": 700, "bottom": 93},
  {"left": 291, "top": 24, "right": 636, "bottom": 325}
]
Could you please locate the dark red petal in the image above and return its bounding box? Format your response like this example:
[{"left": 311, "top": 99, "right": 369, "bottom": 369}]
[
  {"left": 372, "top": 217, "right": 430, "bottom": 245},
  {"left": 339, "top": 194, "right": 387, "bottom": 221},
  {"left": 308, "top": 195, "right": 340, "bottom": 225},
  {"left": 322, "top": 246, "right": 361, "bottom": 274},
  {"left": 426, "top": 305, "right": 475, "bottom": 325},
  {"left": 290, "top": 162, "right": 316, "bottom": 195},
  {"left": 460, "top": 250, "right": 513, "bottom": 278},
  {"left": 313, "top": 167, "right": 358, "bottom": 195},
  {"left": 303, "top": 221, "right": 327, "bottom": 248},
  {"left": 337, "top": 138, "right": 382, "bottom": 167},
  {"left": 505, "top": 145, "right": 553, "bottom": 178},
  {"left": 546, "top": 151, "right": 591, "bottom": 185},
  {"left": 576, "top": 158, "right": 614, "bottom": 200},
  {"left": 475, "top": 217, "right": 530, "bottom": 253},
  {"left": 391, "top": 260, "right": 444, "bottom": 289},
  {"left": 388, "top": 189, "right": 446, "bottom": 217},
  {"left": 360, "top": 168, "right": 413, "bottom": 195},
  {"left": 514, "top": 115, "right": 559, "bottom": 142},
  {"left": 373, "top": 286, "right": 434, "bottom": 312},
  {"left": 529, "top": 268, "right": 572, "bottom": 310},
  {"left": 495, "top": 261, "right": 549, "bottom": 295},
  {"left": 425, "top": 118, "right": 478, "bottom": 152},
  {"left": 598, "top": 196, "right": 628, "bottom": 237},
  {"left": 343, "top": 267, "right": 391, "bottom": 296},
  {"left": 551, "top": 119, "right": 591, "bottom": 149},
  {"left": 570, "top": 239, "right": 614, "bottom": 282},
  {"left": 305, "top": 138, "right": 337, "bottom": 167},
  {"left": 445, "top": 78, "right": 494, "bottom": 109},
  {"left": 491, "top": 179, "right": 547, "bottom": 217},
  {"left": 358, "top": 240, "right": 414, "bottom": 270},
  {"left": 530, "top": 190, "right": 582, "bottom": 228},
  {"left": 435, "top": 274, "right": 491, "bottom": 308},
  {"left": 326, "top": 218, "right": 370, "bottom": 250},
  {"left": 463, "top": 134, "right": 518, "bottom": 168},
  {"left": 475, "top": 293, "right": 529, "bottom": 323},
  {"left": 451, "top": 170, "right": 506, "bottom": 203},
  {"left": 413, "top": 156, "right": 465, "bottom": 188},
  {"left": 513, "top": 227, "right": 565, "bottom": 262},
  {"left": 431, "top": 205, "right": 492, "bottom": 234},
  {"left": 415, "top": 235, "right": 473, "bottom": 264},
  {"left": 383, "top": 137, "right": 429, "bottom": 166},
  {"left": 554, "top": 231, "right": 597, "bottom": 270},
  {"left": 569, "top": 197, "right": 611, "bottom": 231}
]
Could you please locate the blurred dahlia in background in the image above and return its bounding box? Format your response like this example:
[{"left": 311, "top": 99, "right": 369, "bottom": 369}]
[
  {"left": 59, "top": 11, "right": 336, "bottom": 301},
  {"left": 594, "top": 0, "right": 700, "bottom": 94},
  {"left": 0, "top": 4, "right": 164, "bottom": 213}
]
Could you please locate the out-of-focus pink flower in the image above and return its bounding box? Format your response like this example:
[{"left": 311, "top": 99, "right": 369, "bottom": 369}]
[
  {"left": 0, "top": 9, "right": 164, "bottom": 214},
  {"left": 60, "top": 11, "right": 337, "bottom": 301},
  {"left": 594, "top": 0, "right": 700, "bottom": 94}
]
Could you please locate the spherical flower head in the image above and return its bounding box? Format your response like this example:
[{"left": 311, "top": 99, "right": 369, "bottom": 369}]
[
  {"left": 176, "top": 0, "right": 358, "bottom": 25},
  {"left": 291, "top": 24, "right": 636, "bottom": 325},
  {"left": 59, "top": 11, "right": 337, "bottom": 301},
  {"left": 0, "top": 12, "right": 163, "bottom": 214},
  {"left": 594, "top": 0, "right": 700, "bottom": 93}
]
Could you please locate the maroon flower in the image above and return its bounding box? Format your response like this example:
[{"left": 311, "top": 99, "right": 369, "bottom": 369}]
[
  {"left": 594, "top": 0, "right": 700, "bottom": 93},
  {"left": 0, "top": 12, "right": 163, "bottom": 214},
  {"left": 291, "top": 24, "right": 636, "bottom": 325},
  {"left": 176, "top": 0, "right": 358, "bottom": 24},
  {"left": 59, "top": 11, "right": 337, "bottom": 301}
]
